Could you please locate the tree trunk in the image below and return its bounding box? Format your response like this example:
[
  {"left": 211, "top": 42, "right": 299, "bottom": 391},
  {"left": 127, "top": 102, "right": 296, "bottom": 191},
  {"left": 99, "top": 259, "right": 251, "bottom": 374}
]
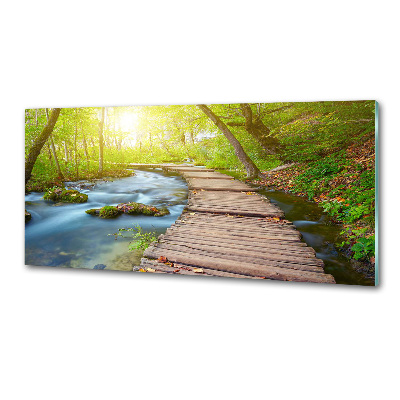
[
  {"left": 64, "top": 142, "right": 69, "bottom": 163},
  {"left": 47, "top": 143, "right": 53, "bottom": 163},
  {"left": 149, "top": 131, "right": 153, "bottom": 156},
  {"left": 197, "top": 104, "right": 261, "bottom": 178},
  {"left": 98, "top": 107, "right": 105, "bottom": 176},
  {"left": 45, "top": 108, "right": 64, "bottom": 180},
  {"left": 82, "top": 128, "right": 90, "bottom": 167},
  {"left": 74, "top": 108, "right": 79, "bottom": 179},
  {"left": 25, "top": 108, "right": 61, "bottom": 185},
  {"left": 240, "top": 103, "right": 283, "bottom": 155},
  {"left": 157, "top": 132, "right": 174, "bottom": 157},
  {"left": 50, "top": 135, "right": 64, "bottom": 179}
]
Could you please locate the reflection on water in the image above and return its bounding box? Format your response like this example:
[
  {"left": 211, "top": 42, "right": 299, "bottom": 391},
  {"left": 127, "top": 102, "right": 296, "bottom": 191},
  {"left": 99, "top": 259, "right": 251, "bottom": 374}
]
[
  {"left": 25, "top": 169, "right": 188, "bottom": 271},
  {"left": 261, "top": 189, "right": 374, "bottom": 286}
]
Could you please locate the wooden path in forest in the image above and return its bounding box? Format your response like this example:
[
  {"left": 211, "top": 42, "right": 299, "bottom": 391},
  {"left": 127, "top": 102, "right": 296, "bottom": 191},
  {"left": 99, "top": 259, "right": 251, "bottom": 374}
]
[{"left": 129, "top": 164, "right": 336, "bottom": 283}]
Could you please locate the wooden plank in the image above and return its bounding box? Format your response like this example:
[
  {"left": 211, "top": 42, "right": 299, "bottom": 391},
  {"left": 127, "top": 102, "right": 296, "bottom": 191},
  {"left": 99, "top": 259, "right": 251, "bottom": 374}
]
[
  {"left": 165, "top": 167, "right": 215, "bottom": 172},
  {"left": 140, "top": 259, "right": 265, "bottom": 280},
  {"left": 163, "top": 231, "right": 309, "bottom": 247},
  {"left": 143, "top": 247, "right": 335, "bottom": 283},
  {"left": 188, "top": 213, "right": 294, "bottom": 226},
  {"left": 170, "top": 224, "right": 302, "bottom": 239},
  {"left": 181, "top": 213, "right": 289, "bottom": 224},
  {"left": 186, "top": 207, "right": 283, "bottom": 218},
  {"left": 158, "top": 235, "right": 316, "bottom": 257},
  {"left": 167, "top": 226, "right": 301, "bottom": 241},
  {"left": 174, "top": 221, "right": 299, "bottom": 235},
  {"left": 187, "top": 178, "right": 257, "bottom": 192},
  {"left": 154, "top": 242, "right": 324, "bottom": 269},
  {"left": 178, "top": 172, "right": 233, "bottom": 179},
  {"left": 186, "top": 205, "right": 282, "bottom": 213}
]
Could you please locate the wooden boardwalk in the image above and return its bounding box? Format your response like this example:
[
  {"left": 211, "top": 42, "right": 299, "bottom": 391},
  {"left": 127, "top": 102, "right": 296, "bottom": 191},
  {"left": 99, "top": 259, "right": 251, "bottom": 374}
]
[{"left": 133, "top": 164, "right": 335, "bottom": 283}]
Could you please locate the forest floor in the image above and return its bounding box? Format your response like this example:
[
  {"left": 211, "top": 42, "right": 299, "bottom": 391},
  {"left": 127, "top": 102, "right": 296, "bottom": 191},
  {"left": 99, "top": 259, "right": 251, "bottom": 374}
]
[{"left": 250, "top": 135, "right": 376, "bottom": 279}]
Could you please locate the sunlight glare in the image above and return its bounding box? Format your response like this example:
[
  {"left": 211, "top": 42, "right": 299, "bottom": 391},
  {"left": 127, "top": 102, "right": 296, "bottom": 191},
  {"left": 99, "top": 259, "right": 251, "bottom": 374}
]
[{"left": 119, "top": 112, "right": 139, "bottom": 133}]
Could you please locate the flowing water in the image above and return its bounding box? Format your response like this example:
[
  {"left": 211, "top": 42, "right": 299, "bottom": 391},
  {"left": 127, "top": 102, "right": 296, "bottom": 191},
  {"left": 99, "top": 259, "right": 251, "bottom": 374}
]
[
  {"left": 25, "top": 169, "right": 188, "bottom": 271},
  {"left": 259, "top": 189, "right": 374, "bottom": 285}
]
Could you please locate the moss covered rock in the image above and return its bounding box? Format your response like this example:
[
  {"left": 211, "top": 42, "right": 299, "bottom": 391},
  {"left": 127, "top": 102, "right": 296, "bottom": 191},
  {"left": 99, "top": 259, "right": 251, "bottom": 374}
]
[
  {"left": 85, "top": 208, "right": 99, "bottom": 215},
  {"left": 44, "top": 187, "right": 88, "bottom": 203},
  {"left": 98, "top": 206, "right": 122, "bottom": 219},
  {"left": 85, "top": 202, "right": 169, "bottom": 218},
  {"left": 116, "top": 202, "right": 170, "bottom": 217}
]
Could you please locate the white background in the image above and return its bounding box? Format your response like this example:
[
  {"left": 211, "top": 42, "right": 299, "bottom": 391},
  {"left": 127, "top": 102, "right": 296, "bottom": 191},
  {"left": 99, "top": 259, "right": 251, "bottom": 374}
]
[{"left": 1, "top": 1, "right": 398, "bottom": 399}]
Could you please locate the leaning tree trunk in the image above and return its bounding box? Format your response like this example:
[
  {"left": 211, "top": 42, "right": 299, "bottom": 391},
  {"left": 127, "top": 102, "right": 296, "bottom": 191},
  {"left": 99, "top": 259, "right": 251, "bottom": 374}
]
[
  {"left": 197, "top": 104, "right": 261, "bottom": 178},
  {"left": 25, "top": 108, "right": 61, "bottom": 185},
  {"left": 98, "top": 107, "right": 105, "bottom": 176},
  {"left": 240, "top": 103, "right": 283, "bottom": 155}
]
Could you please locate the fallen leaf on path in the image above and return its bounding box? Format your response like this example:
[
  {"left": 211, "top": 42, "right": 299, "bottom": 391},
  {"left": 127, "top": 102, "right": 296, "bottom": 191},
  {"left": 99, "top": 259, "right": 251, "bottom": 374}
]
[
  {"left": 157, "top": 256, "right": 167, "bottom": 263},
  {"left": 146, "top": 267, "right": 156, "bottom": 272},
  {"left": 193, "top": 268, "right": 204, "bottom": 273}
]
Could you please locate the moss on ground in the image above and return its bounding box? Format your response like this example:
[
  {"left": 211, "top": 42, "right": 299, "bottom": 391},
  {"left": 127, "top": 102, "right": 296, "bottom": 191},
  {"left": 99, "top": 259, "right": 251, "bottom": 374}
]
[
  {"left": 85, "top": 202, "right": 169, "bottom": 218},
  {"left": 98, "top": 206, "right": 122, "bottom": 219},
  {"left": 85, "top": 209, "right": 99, "bottom": 215},
  {"left": 117, "top": 202, "right": 170, "bottom": 217},
  {"left": 43, "top": 187, "right": 88, "bottom": 203}
]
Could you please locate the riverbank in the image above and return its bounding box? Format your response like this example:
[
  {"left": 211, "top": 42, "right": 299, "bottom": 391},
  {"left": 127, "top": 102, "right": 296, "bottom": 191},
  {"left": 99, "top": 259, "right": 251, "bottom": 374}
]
[
  {"left": 25, "top": 165, "right": 133, "bottom": 193},
  {"left": 249, "top": 136, "right": 375, "bottom": 281}
]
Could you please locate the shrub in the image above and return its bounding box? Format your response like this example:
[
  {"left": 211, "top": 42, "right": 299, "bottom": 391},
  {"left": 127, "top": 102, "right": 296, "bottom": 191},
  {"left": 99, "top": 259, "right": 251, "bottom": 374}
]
[{"left": 351, "top": 235, "right": 375, "bottom": 261}]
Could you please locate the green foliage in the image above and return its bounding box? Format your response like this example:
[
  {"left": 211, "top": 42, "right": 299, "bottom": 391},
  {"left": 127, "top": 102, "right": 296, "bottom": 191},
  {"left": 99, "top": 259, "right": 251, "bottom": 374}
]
[
  {"left": 351, "top": 235, "right": 375, "bottom": 260},
  {"left": 128, "top": 226, "right": 158, "bottom": 251},
  {"left": 276, "top": 101, "right": 375, "bottom": 162},
  {"left": 110, "top": 225, "right": 158, "bottom": 251}
]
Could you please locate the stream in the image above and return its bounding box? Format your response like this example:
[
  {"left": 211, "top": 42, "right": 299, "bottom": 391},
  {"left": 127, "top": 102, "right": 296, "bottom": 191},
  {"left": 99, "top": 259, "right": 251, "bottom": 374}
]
[
  {"left": 259, "top": 189, "right": 374, "bottom": 285},
  {"left": 25, "top": 169, "right": 188, "bottom": 270}
]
